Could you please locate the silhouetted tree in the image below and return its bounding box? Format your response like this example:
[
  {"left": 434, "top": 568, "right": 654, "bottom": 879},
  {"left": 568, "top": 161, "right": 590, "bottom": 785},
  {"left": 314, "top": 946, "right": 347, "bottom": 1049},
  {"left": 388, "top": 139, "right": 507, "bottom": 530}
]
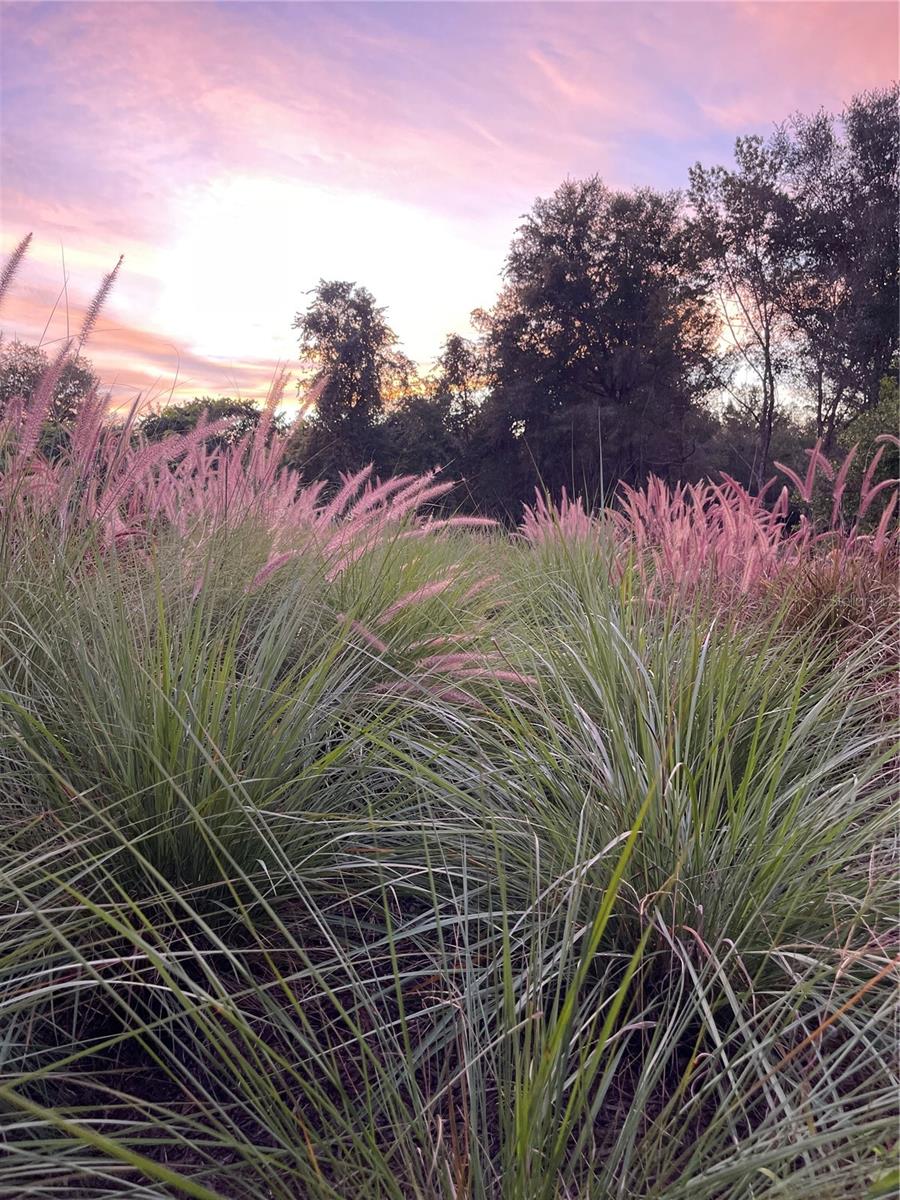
[
  {"left": 689, "top": 139, "right": 796, "bottom": 490},
  {"left": 372, "top": 335, "right": 484, "bottom": 490},
  {"left": 277, "top": 89, "right": 897, "bottom": 514},
  {"left": 476, "top": 179, "right": 718, "bottom": 512},
  {"left": 689, "top": 84, "right": 899, "bottom": 480},
  {"left": 774, "top": 85, "right": 899, "bottom": 447},
  {"left": 380, "top": 391, "right": 457, "bottom": 477},
  {"left": 700, "top": 396, "right": 812, "bottom": 494},
  {"left": 434, "top": 333, "right": 483, "bottom": 445},
  {"left": 290, "top": 280, "right": 409, "bottom": 478}
]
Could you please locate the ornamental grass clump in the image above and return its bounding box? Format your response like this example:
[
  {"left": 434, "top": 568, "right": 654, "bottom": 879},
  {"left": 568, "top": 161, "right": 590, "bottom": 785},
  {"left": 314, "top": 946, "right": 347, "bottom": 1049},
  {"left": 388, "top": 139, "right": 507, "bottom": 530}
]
[
  {"left": 1, "top": 539, "right": 895, "bottom": 1198},
  {"left": 520, "top": 444, "right": 898, "bottom": 624},
  {"left": 0, "top": 243, "right": 896, "bottom": 1200}
]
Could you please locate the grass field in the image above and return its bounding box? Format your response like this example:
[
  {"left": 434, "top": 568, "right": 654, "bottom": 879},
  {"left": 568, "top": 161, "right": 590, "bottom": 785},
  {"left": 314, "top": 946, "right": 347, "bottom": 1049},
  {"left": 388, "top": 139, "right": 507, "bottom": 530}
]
[{"left": 0, "top": 304, "right": 897, "bottom": 1197}]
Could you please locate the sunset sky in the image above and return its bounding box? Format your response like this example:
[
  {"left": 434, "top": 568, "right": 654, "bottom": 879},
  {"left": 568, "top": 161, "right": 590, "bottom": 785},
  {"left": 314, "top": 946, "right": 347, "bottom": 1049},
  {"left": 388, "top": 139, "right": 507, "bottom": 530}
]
[{"left": 1, "top": 1, "right": 897, "bottom": 407}]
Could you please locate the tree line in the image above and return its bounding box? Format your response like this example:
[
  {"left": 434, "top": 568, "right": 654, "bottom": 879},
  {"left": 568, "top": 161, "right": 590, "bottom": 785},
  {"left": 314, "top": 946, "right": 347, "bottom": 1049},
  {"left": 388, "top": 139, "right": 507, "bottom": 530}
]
[{"left": 2, "top": 86, "right": 897, "bottom": 519}]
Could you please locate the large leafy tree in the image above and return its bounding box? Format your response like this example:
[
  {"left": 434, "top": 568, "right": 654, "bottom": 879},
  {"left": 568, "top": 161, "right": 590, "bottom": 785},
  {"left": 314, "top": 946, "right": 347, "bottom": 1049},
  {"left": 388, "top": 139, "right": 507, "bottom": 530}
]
[
  {"left": 475, "top": 178, "right": 718, "bottom": 512},
  {"left": 774, "top": 85, "right": 899, "bottom": 448},
  {"left": 690, "top": 85, "right": 899, "bottom": 481},
  {"left": 433, "top": 332, "right": 483, "bottom": 446},
  {"left": 0, "top": 339, "right": 99, "bottom": 426},
  {"left": 379, "top": 391, "right": 457, "bottom": 478},
  {"left": 290, "top": 280, "right": 410, "bottom": 478},
  {"left": 689, "top": 138, "right": 796, "bottom": 491},
  {"left": 376, "top": 334, "right": 483, "bottom": 486}
]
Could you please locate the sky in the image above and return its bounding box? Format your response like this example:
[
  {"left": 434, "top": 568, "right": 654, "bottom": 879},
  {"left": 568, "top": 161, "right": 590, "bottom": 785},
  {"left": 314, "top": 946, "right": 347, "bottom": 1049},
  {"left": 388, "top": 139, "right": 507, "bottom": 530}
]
[{"left": 1, "top": 1, "right": 897, "bottom": 407}]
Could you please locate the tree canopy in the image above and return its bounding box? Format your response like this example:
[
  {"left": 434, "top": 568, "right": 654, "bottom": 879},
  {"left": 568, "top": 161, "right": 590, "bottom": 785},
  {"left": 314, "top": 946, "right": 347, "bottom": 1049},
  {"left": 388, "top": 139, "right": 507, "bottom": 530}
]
[
  {"left": 472, "top": 179, "right": 719, "bottom": 509},
  {"left": 0, "top": 339, "right": 99, "bottom": 426},
  {"left": 289, "top": 280, "right": 412, "bottom": 478},
  {"left": 0, "top": 338, "right": 100, "bottom": 456}
]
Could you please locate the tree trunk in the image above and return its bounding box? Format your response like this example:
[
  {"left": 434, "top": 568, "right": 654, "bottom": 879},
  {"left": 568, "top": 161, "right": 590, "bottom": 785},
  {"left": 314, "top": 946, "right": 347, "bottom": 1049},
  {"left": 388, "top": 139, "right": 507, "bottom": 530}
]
[{"left": 752, "top": 332, "right": 777, "bottom": 493}]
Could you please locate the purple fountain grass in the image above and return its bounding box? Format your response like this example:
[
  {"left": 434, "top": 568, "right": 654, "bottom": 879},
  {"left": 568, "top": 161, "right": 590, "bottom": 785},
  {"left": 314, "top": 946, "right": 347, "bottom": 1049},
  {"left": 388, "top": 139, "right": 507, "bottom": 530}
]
[
  {"left": 775, "top": 436, "right": 899, "bottom": 547},
  {"left": 322, "top": 539, "right": 373, "bottom": 582},
  {"left": 317, "top": 464, "right": 374, "bottom": 523},
  {"left": 103, "top": 421, "right": 234, "bottom": 518},
  {"left": 381, "top": 471, "right": 457, "bottom": 518},
  {"left": 11, "top": 251, "right": 123, "bottom": 473},
  {"left": 13, "top": 341, "right": 72, "bottom": 467},
  {"left": 522, "top": 446, "right": 897, "bottom": 608},
  {"left": 336, "top": 615, "right": 389, "bottom": 655},
  {"left": 520, "top": 486, "right": 595, "bottom": 545},
  {"left": 348, "top": 473, "right": 420, "bottom": 517},
  {"left": 616, "top": 474, "right": 799, "bottom": 599},
  {"left": 376, "top": 576, "right": 458, "bottom": 626},
  {"left": 77, "top": 256, "right": 123, "bottom": 352},
  {"left": 411, "top": 516, "right": 499, "bottom": 537},
  {"left": 2, "top": 389, "right": 470, "bottom": 560},
  {"left": 67, "top": 389, "right": 108, "bottom": 471},
  {"left": 871, "top": 492, "right": 899, "bottom": 555},
  {"left": 775, "top": 439, "right": 833, "bottom": 504},
  {"left": 0, "top": 249, "right": 479, "bottom": 560},
  {"left": 829, "top": 445, "right": 859, "bottom": 528},
  {"left": 461, "top": 574, "right": 500, "bottom": 602},
  {"left": 857, "top": 444, "right": 896, "bottom": 522},
  {"left": 414, "top": 650, "right": 500, "bottom": 671},
  {"left": 246, "top": 551, "right": 298, "bottom": 593},
  {"left": 0, "top": 232, "right": 33, "bottom": 316},
  {"left": 446, "top": 667, "right": 538, "bottom": 687}
]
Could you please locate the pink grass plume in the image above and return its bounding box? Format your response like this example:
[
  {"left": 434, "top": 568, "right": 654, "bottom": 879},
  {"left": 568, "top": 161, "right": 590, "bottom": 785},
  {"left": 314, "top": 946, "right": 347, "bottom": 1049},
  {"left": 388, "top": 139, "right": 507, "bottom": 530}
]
[
  {"left": 336, "top": 615, "right": 388, "bottom": 655},
  {"left": 377, "top": 576, "right": 456, "bottom": 626},
  {"left": 247, "top": 551, "right": 296, "bottom": 592}
]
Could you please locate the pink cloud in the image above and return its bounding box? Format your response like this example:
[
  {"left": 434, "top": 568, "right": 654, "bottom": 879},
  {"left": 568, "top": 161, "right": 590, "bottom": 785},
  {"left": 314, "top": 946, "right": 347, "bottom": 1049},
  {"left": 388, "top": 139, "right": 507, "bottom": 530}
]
[{"left": 1, "top": 263, "right": 285, "bottom": 408}]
